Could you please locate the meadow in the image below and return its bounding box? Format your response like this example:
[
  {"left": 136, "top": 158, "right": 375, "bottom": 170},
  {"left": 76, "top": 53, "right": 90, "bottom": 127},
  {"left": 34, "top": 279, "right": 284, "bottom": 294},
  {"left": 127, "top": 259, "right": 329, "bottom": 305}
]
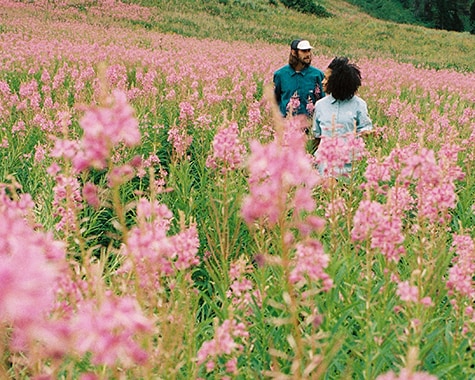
[{"left": 1, "top": 0, "right": 475, "bottom": 379}]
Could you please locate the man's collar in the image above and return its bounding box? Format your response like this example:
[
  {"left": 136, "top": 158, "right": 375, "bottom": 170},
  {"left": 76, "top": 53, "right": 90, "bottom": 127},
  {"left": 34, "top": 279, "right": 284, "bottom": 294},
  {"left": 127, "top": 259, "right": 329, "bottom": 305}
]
[{"left": 291, "top": 65, "right": 309, "bottom": 76}]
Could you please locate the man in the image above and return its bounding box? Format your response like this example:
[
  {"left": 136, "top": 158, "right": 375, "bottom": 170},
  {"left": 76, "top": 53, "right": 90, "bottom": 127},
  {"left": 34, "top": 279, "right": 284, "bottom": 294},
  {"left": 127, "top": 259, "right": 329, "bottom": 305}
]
[{"left": 273, "top": 39, "right": 325, "bottom": 118}]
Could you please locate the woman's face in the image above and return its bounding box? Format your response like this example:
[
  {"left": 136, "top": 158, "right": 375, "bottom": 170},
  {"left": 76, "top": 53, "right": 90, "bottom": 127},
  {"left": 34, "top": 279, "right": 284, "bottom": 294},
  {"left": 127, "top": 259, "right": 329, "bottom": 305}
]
[{"left": 322, "top": 68, "right": 332, "bottom": 93}]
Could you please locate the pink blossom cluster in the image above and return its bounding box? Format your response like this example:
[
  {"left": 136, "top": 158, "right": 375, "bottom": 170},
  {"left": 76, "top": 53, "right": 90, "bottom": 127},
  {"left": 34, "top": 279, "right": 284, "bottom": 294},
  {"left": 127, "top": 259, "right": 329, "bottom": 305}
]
[
  {"left": 50, "top": 172, "right": 83, "bottom": 232},
  {"left": 196, "top": 318, "right": 249, "bottom": 373},
  {"left": 206, "top": 121, "right": 246, "bottom": 173},
  {"left": 363, "top": 144, "right": 463, "bottom": 224},
  {"left": 167, "top": 124, "right": 193, "bottom": 160},
  {"left": 352, "top": 200, "right": 406, "bottom": 262},
  {"left": 241, "top": 117, "right": 320, "bottom": 226},
  {"left": 446, "top": 234, "right": 475, "bottom": 298},
  {"left": 73, "top": 90, "right": 141, "bottom": 172},
  {"left": 286, "top": 92, "right": 301, "bottom": 116},
  {"left": 120, "top": 198, "right": 200, "bottom": 290},
  {"left": 289, "top": 239, "right": 333, "bottom": 292},
  {"left": 395, "top": 281, "right": 433, "bottom": 307},
  {"left": 376, "top": 369, "right": 437, "bottom": 380},
  {"left": 179, "top": 101, "right": 195, "bottom": 122},
  {"left": 226, "top": 258, "right": 262, "bottom": 314},
  {"left": 315, "top": 130, "right": 367, "bottom": 178},
  {"left": 70, "top": 293, "right": 152, "bottom": 367},
  {"left": 396, "top": 281, "right": 419, "bottom": 303},
  {"left": 0, "top": 186, "right": 66, "bottom": 351},
  {"left": 0, "top": 185, "right": 158, "bottom": 370}
]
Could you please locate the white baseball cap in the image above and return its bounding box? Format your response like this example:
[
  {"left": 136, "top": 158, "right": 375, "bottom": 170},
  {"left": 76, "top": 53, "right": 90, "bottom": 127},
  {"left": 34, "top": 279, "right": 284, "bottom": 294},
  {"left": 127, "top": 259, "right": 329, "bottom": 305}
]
[{"left": 291, "top": 39, "right": 313, "bottom": 50}]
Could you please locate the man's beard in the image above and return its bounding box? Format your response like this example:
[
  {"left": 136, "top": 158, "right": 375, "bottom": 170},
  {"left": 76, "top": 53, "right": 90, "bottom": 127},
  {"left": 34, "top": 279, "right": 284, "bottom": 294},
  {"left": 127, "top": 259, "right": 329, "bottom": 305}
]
[
  {"left": 289, "top": 53, "right": 310, "bottom": 69},
  {"left": 297, "top": 55, "right": 311, "bottom": 68}
]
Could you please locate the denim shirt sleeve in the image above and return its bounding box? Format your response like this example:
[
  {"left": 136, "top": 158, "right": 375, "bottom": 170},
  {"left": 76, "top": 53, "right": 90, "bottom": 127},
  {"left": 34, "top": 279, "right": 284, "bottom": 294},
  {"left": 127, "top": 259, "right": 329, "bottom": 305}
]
[{"left": 356, "top": 98, "right": 373, "bottom": 133}]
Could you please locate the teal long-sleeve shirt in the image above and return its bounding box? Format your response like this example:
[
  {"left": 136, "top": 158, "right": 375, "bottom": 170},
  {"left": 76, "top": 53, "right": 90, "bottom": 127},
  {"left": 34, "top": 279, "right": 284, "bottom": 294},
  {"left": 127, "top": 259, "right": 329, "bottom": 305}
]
[{"left": 273, "top": 64, "right": 324, "bottom": 117}]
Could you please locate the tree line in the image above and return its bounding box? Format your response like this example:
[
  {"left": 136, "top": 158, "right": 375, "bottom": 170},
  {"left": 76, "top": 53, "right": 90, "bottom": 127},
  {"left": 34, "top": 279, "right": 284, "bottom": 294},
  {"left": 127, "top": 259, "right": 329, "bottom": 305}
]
[
  {"left": 409, "top": 0, "right": 475, "bottom": 32},
  {"left": 345, "top": 0, "right": 475, "bottom": 33}
]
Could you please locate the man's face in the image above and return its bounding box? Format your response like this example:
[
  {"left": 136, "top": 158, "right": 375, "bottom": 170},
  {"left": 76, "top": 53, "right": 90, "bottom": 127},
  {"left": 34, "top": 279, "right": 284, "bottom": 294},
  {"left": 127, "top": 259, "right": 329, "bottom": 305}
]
[{"left": 295, "top": 48, "right": 312, "bottom": 65}]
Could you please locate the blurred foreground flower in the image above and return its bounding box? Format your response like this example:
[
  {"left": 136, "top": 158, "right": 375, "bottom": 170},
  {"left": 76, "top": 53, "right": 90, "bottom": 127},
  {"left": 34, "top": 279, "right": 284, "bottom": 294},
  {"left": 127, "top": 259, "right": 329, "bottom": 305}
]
[
  {"left": 73, "top": 90, "right": 141, "bottom": 172},
  {"left": 241, "top": 117, "right": 320, "bottom": 226}
]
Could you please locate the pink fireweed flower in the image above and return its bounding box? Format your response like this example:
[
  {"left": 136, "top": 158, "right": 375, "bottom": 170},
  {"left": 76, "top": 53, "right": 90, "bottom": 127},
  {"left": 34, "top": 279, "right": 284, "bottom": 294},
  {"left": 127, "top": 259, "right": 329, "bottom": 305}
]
[
  {"left": 247, "top": 101, "right": 262, "bottom": 129},
  {"left": 446, "top": 234, "right": 475, "bottom": 298},
  {"left": 206, "top": 122, "right": 246, "bottom": 173},
  {"left": 225, "top": 357, "right": 238, "bottom": 374},
  {"left": 106, "top": 64, "right": 127, "bottom": 89},
  {"left": 120, "top": 198, "right": 200, "bottom": 288},
  {"left": 196, "top": 318, "right": 249, "bottom": 365},
  {"left": 167, "top": 124, "right": 193, "bottom": 159},
  {"left": 315, "top": 131, "right": 367, "bottom": 178},
  {"left": 325, "top": 198, "right": 347, "bottom": 219},
  {"left": 55, "top": 110, "right": 72, "bottom": 130},
  {"left": 376, "top": 369, "right": 438, "bottom": 380},
  {"left": 52, "top": 174, "right": 83, "bottom": 232},
  {"left": 0, "top": 188, "right": 67, "bottom": 350},
  {"left": 19, "top": 79, "right": 40, "bottom": 110},
  {"left": 12, "top": 120, "right": 26, "bottom": 133},
  {"left": 352, "top": 200, "right": 406, "bottom": 262},
  {"left": 306, "top": 95, "right": 315, "bottom": 116},
  {"left": 226, "top": 258, "right": 261, "bottom": 313},
  {"left": 385, "top": 186, "right": 415, "bottom": 218},
  {"left": 73, "top": 90, "right": 141, "bottom": 172},
  {"left": 82, "top": 182, "right": 100, "bottom": 209},
  {"left": 286, "top": 92, "right": 300, "bottom": 116},
  {"left": 385, "top": 144, "right": 462, "bottom": 223},
  {"left": 179, "top": 101, "right": 195, "bottom": 122},
  {"left": 296, "top": 215, "right": 326, "bottom": 237},
  {"left": 107, "top": 163, "right": 135, "bottom": 187},
  {"left": 51, "top": 138, "right": 80, "bottom": 161},
  {"left": 241, "top": 117, "right": 320, "bottom": 226},
  {"left": 399, "top": 147, "right": 460, "bottom": 223},
  {"left": 165, "top": 88, "right": 176, "bottom": 100},
  {"left": 396, "top": 281, "right": 419, "bottom": 303},
  {"left": 168, "top": 224, "right": 201, "bottom": 270},
  {"left": 71, "top": 294, "right": 152, "bottom": 367},
  {"left": 137, "top": 153, "right": 161, "bottom": 178},
  {"left": 289, "top": 239, "right": 333, "bottom": 292},
  {"left": 363, "top": 156, "right": 394, "bottom": 193},
  {"left": 33, "top": 113, "right": 54, "bottom": 132},
  {"left": 194, "top": 114, "right": 213, "bottom": 131},
  {"left": 466, "top": 306, "right": 475, "bottom": 324},
  {"left": 34, "top": 143, "right": 46, "bottom": 163}
]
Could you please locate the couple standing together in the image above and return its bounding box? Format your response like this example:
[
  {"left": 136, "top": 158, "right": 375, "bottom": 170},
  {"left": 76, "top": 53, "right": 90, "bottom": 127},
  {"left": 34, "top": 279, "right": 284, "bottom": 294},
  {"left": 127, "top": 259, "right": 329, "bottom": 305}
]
[{"left": 273, "top": 39, "right": 373, "bottom": 179}]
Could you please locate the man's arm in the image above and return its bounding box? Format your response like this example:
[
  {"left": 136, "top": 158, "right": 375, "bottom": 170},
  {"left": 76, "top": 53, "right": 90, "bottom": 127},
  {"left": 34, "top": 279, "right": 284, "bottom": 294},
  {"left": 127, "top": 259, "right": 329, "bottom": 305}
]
[{"left": 273, "top": 72, "right": 281, "bottom": 104}]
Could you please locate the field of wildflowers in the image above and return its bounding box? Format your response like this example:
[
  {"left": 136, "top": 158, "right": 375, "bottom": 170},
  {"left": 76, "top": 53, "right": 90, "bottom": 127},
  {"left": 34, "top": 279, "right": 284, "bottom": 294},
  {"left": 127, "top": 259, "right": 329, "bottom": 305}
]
[{"left": 1, "top": 0, "right": 475, "bottom": 379}]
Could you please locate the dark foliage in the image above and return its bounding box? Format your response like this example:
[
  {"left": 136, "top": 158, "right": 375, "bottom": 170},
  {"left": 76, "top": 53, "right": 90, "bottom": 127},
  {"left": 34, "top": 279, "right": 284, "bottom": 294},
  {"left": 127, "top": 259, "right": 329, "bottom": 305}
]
[
  {"left": 345, "top": 0, "right": 475, "bottom": 34},
  {"left": 279, "top": 0, "right": 332, "bottom": 17}
]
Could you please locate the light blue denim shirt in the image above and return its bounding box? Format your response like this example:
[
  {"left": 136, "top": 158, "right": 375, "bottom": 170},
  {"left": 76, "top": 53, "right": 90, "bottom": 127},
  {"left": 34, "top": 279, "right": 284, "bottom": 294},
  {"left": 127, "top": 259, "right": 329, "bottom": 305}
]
[
  {"left": 312, "top": 94, "right": 372, "bottom": 138},
  {"left": 312, "top": 94, "right": 373, "bottom": 178}
]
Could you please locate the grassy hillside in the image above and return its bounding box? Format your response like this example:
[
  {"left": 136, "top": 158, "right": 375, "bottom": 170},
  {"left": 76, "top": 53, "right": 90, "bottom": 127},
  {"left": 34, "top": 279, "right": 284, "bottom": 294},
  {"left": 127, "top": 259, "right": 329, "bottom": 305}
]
[{"left": 126, "top": 0, "right": 475, "bottom": 71}]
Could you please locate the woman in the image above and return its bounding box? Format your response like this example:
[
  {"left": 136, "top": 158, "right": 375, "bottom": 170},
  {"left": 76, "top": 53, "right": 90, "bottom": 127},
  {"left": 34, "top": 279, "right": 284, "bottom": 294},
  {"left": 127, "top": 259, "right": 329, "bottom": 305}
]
[{"left": 312, "top": 57, "right": 373, "bottom": 180}]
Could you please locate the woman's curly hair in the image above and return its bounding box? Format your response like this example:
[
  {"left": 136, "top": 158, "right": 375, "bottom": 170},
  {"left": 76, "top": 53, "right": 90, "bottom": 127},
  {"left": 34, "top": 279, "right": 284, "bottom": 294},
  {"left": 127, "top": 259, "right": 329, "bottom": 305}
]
[{"left": 325, "top": 57, "right": 361, "bottom": 101}]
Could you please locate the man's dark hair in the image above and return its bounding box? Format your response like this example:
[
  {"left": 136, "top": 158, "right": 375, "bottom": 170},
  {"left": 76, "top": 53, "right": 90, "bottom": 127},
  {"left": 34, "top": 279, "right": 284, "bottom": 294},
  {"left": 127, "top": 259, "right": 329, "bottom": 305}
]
[
  {"left": 325, "top": 57, "right": 361, "bottom": 101},
  {"left": 290, "top": 39, "right": 302, "bottom": 50}
]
